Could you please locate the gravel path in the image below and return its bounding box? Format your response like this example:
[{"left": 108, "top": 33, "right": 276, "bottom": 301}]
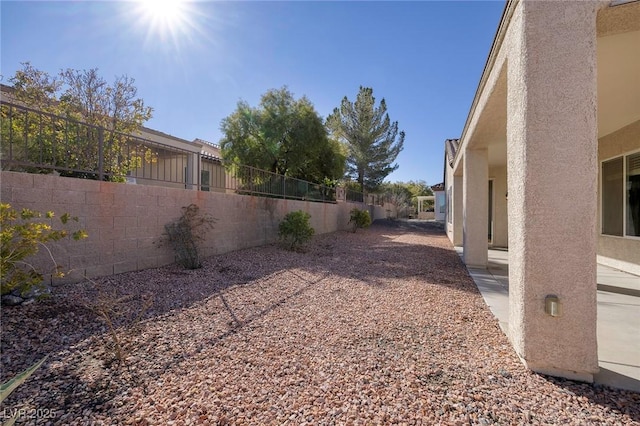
[{"left": 1, "top": 220, "right": 639, "bottom": 425}]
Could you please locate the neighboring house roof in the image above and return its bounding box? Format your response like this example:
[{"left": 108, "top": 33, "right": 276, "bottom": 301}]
[
  {"left": 431, "top": 182, "right": 445, "bottom": 192},
  {"left": 195, "top": 138, "right": 222, "bottom": 161},
  {"left": 140, "top": 126, "right": 193, "bottom": 145},
  {"left": 194, "top": 138, "right": 220, "bottom": 150},
  {"left": 0, "top": 83, "right": 16, "bottom": 96},
  {"left": 445, "top": 139, "right": 460, "bottom": 167}
]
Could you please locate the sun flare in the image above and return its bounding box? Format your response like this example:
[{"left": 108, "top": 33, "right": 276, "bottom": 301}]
[
  {"left": 139, "top": 0, "right": 185, "bottom": 25},
  {"left": 134, "top": 0, "right": 196, "bottom": 47}
]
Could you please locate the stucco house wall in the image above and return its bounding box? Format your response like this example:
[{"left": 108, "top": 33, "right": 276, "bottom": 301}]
[{"left": 440, "top": 0, "right": 640, "bottom": 382}]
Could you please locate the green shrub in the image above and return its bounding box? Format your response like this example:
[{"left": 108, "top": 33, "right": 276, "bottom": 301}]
[
  {"left": 162, "top": 204, "right": 216, "bottom": 269},
  {"left": 349, "top": 208, "right": 371, "bottom": 233},
  {"left": 0, "top": 203, "right": 87, "bottom": 297},
  {"left": 278, "top": 210, "right": 314, "bottom": 251}
]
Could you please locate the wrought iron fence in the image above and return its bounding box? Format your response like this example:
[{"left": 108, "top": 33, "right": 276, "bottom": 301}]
[
  {"left": 0, "top": 100, "right": 196, "bottom": 185},
  {"left": 0, "top": 99, "right": 386, "bottom": 205},
  {"left": 219, "top": 163, "right": 337, "bottom": 202}
]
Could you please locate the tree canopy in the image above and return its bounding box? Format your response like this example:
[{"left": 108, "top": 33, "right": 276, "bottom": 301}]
[
  {"left": 327, "top": 86, "right": 404, "bottom": 192},
  {"left": 219, "top": 87, "right": 345, "bottom": 183},
  {"left": 378, "top": 180, "right": 433, "bottom": 217},
  {"left": 10, "top": 62, "right": 152, "bottom": 135},
  {"left": 5, "top": 62, "right": 153, "bottom": 179}
]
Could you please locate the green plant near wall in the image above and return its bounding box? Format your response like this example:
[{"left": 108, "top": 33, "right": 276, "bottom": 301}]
[
  {"left": 349, "top": 208, "right": 371, "bottom": 233},
  {"left": 0, "top": 203, "right": 87, "bottom": 297},
  {"left": 278, "top": 210, "right": 315, "bottom": 251},
  {"left": 161, "top": 204, "right": 216, "bottom": 269}
]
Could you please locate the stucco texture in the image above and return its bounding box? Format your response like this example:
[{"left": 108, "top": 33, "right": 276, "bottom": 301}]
[{"left": 504, "top": 1, "right": 600, "bottom": 380}]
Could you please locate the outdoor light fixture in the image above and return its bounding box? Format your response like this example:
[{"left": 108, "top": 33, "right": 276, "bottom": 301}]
[{"left": 545, "top": 295, "right": 560, "bottom": 317}]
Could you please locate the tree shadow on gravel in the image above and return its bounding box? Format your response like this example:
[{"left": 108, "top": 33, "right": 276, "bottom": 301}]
[
  {"left": 1, "top": 218, "right": 472, "bottom": 373},
  {"left": 0, "top": 217, "right": 478, "bottom": 418},
  {"left": 3, "top": 218, "right": 639, "bottom": 423}
]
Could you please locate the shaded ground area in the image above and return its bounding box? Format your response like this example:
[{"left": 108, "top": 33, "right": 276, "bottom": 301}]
[{"left": 1, "top": 220, "right": 638, "bottom": 425}]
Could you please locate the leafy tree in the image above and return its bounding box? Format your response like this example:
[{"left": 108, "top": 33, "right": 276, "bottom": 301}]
[
  {"left": 405, "top": 180, "right": 433, "bottom": 212},
  {"left": 220, "top": 87, "right": 345, "bottom": 183},
  {"left": 327, "top": 86, "right": 404, "bottom": 192},
  {"left": 4, "top": 62, "right": 153, "bottom": 179},
  {"left": 379, "top": 182, "right": 414, "bottom": 218},
  {"left": 378, "top": 180, "right": 433, "bottom": 217}
]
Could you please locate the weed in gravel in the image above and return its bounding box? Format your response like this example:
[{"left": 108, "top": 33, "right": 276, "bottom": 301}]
[{"left": 82, "top": 289, "right": 154, "bottom": 366}]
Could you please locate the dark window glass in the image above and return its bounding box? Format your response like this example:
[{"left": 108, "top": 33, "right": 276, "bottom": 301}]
[
  {"left": 626, "top": 153, "right": 640, "bottom": 237},
  {"left": 602, "top": 157, "right": 623, "bottom": 236}
]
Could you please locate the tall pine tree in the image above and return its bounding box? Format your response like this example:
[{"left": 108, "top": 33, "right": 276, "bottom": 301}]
[{"left": 327, "top": 86, "right": 404, "bottom": 192}]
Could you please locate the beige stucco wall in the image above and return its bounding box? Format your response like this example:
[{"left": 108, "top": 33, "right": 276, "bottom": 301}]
[
  {"left": 0, "top": 171, "right": 388, "bottom": 283},
  {"left": 418, "top": 211, "right": 435, "bottom": 220},
  {"left": 444, "top": 0, "right": 636, "bottom": 383},
  {"left": 504, "top": 0, "right": 600, "bottom": 381},
  {"left": 597, "top": 119, "right": 640, "bottom": 274}
]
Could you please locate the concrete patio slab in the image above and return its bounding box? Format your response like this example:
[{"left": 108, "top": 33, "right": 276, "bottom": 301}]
[{"left": 458, "top": 247, "right": 640, "bottom": 392}]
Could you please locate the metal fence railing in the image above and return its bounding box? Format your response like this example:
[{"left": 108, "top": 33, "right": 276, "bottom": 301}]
[
  {"left": 0, "top": 100, "right": 196, "bottom": 185},
  {"left": 218, "top": 163, "right": 337, "bottom": 202},
  {"left": 0, "top": 99, "right": 388, "bottom": 206}
]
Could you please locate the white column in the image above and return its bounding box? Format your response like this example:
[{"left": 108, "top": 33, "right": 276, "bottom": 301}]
[
  {"left": 463, "top": 148, "right": 488, "bottom": 267},
  {"left": 506, "top": 0, "right": 599, "bottom": 381}
]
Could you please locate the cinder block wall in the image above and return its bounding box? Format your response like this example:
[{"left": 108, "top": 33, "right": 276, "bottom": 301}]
[{"left": 1, "top": 171, "right": 392, "bottom": 283}]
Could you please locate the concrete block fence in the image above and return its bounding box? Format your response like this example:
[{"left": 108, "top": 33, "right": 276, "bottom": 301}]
[{"left": 1, "top": 171, "right": 395, "bottom": 283}]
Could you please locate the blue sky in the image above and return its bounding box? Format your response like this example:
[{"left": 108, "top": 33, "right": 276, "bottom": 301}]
[{"left": 1, "top": 1, "right": 504, "bottom": 186}]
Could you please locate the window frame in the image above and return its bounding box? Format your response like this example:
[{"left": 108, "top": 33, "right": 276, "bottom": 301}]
[{"left": 601, "top": 148, "right": 640, "bottom": 240}]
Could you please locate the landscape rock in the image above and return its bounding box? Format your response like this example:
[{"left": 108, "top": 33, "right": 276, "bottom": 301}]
[{"left": 1, "top": 221, "right": 638, "bottom": 425}]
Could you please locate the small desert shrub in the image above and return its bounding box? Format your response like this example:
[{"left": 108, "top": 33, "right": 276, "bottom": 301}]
[
  {"left": 161, "top": 204, "right": 216, "bottom": 269},
  {"left": 349, "top": 208, "right": 371, "bottom": 232},
  {"left": 0, "top": 203, "right": 87, "bottom": 297},
  {"left": 83, "top": 289, "right": 154, "bottom": 365},
  {"left": 279, "top": 210, "right": 314, "bottom": 251}
]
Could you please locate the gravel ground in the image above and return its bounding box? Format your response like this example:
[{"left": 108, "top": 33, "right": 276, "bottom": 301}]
[{"left": 1, "top": 220, "right": 639, "bottom": 425}]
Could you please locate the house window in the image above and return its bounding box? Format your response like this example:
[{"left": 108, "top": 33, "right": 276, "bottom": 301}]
[
  {"left": 602, "top": 157, "right": 623, "bottom": 236},
  {"left": 602, "top": 152, "right": 640, "bottom": 237},
  {"left": 627, "top": 152, "right": 640, "bottom": 237},
  {"left": 447, "top": 188, "right": 452, "bottom": 223},
  {"left": 437, "top": 193, "right": 445, "bottom": 214},
  {"left": 201, "top": 170, "right": 210, "bottom": 192}
]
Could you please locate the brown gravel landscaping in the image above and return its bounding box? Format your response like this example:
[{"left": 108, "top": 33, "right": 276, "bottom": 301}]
[{"left": 1, "top": 220, "right": 639, "bottom": 425}]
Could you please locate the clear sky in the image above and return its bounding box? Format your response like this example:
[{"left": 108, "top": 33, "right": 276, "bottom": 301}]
[{"left": 1, "top": 0, "right": 505, "bottom": 187}]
